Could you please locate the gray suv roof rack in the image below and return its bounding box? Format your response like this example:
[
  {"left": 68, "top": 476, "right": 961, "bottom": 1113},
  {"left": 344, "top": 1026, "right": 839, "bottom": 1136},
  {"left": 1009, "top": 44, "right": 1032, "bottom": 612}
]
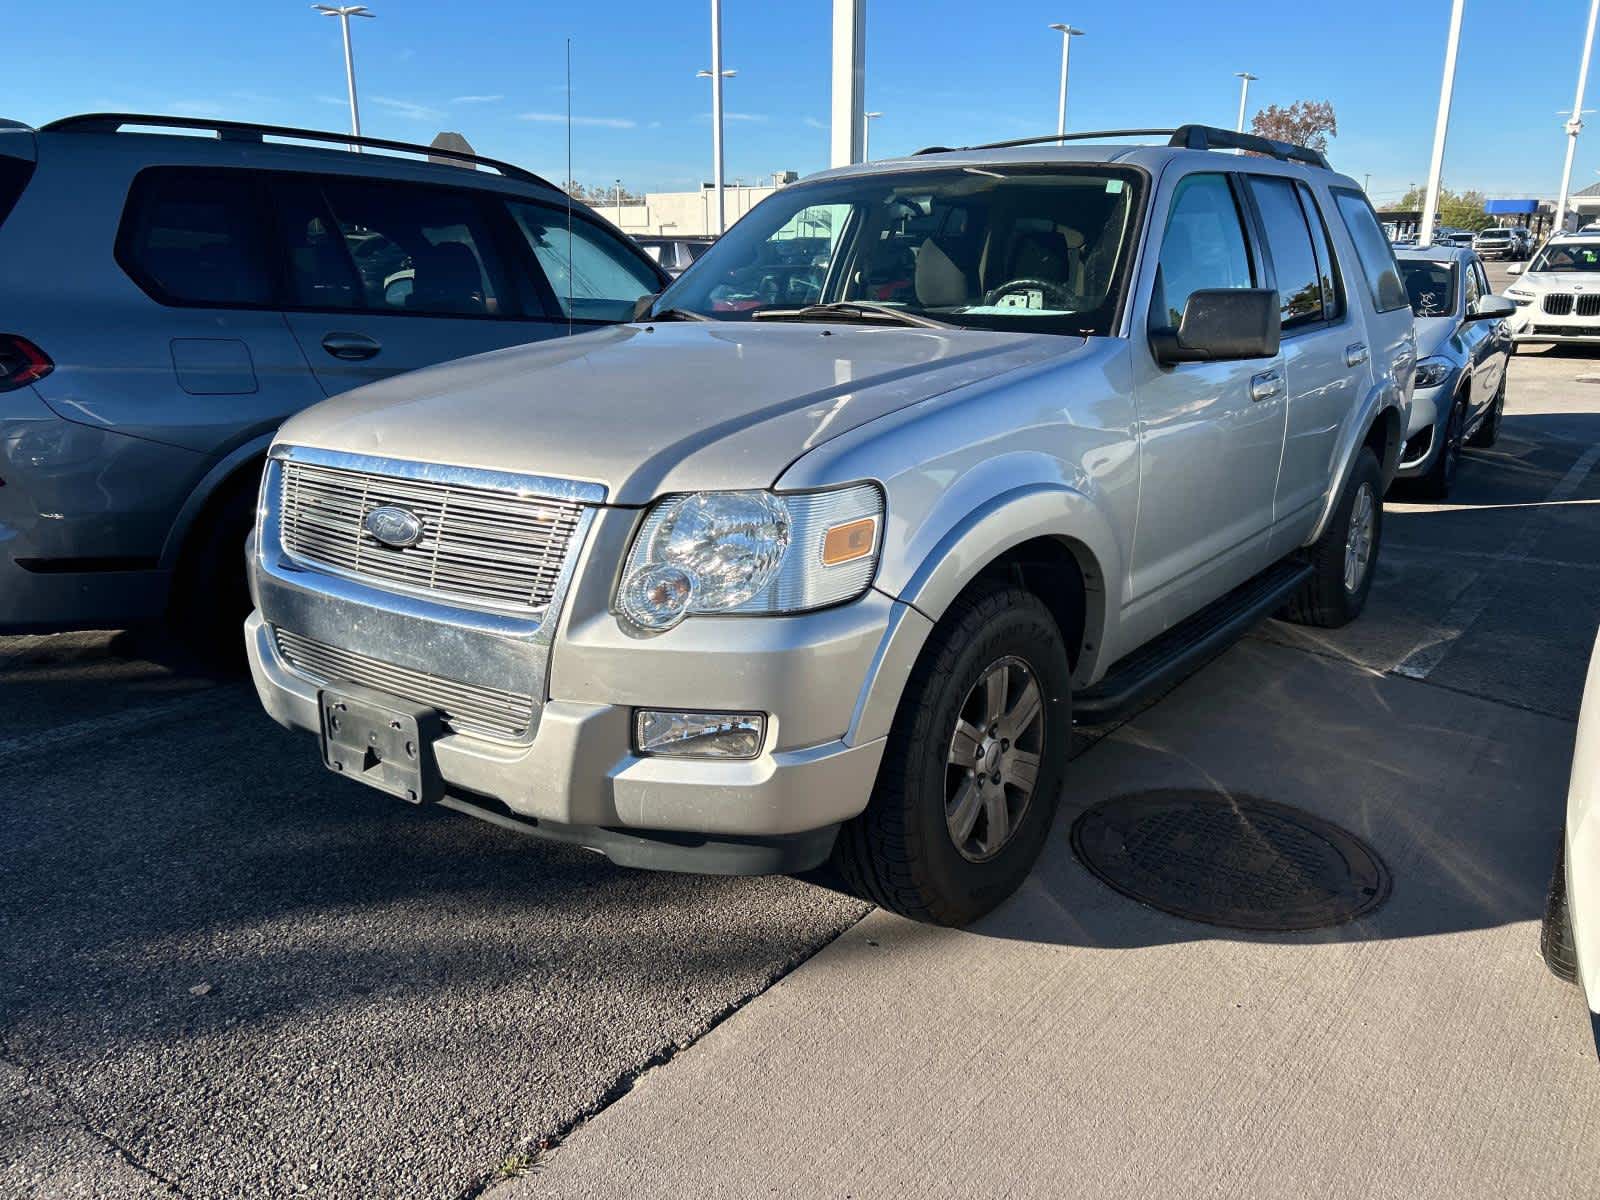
[
  {"left": 914, "top": 123, "right": 1330, "bottom": 170},
  {"left": 39, "top": 112, "right": 559, "bottom": 190}
]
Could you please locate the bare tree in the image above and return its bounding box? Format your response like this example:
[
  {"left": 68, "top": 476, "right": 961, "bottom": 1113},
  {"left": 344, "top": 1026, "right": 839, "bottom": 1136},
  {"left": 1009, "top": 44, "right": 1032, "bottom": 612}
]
[{"left": 1250, "top": 100, "right": 1338, "bottom": 153}]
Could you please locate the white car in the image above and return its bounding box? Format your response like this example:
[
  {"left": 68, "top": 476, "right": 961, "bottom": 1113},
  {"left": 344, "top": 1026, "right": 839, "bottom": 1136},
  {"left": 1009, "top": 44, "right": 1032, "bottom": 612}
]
[
  {"left": 1504, "top": 234, "right": 1600, "bottom": 347},
  {"left": 1544, "top": 627, "right": 1600, "bottom": 1058}
]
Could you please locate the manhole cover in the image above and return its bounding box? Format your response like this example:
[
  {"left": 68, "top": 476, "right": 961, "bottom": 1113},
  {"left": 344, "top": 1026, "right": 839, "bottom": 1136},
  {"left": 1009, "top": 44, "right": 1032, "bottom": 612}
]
[{"left": 1069, "top": 790, "right": 1390, "bottom": 931}]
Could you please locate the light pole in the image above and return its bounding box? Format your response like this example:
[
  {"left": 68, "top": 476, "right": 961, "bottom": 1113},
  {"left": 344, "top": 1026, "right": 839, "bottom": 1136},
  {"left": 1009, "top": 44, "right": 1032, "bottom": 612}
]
[
  {"left": 615, "top": 179, "right": 623, "bottom": 226},
  {"left": 1556, "top": 0, "right": 1600, "bottom": 233},
  {"left": 864, "top": 111, "right": 883, "bottom": 160},
  {"left": 699, "top": 0, "right": 732, "bottom": 235},
  {"left": 1418, "top": 0, "right": 1465, "bottom": 249},
  {"left": 312, "top": 5, "right": 374, "bottom": 143},
  {"left": 1049, "top": 24, "right": 1085, "bottom": 140},
  {"left": 1233, "top": 71, "right": 1257, "bottom": 136}
]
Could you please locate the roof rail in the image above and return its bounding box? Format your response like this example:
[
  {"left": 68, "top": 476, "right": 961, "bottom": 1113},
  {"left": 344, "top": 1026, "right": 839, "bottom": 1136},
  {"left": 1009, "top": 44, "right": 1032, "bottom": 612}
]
[
  {"left": 38, "top": 112, "right": 559, "bottom": 190},
  {"left": 1168, "top": 124, "right": 1329, "bottom": 169},
  {"left": 913, "top": 123, "right": 1330, "bottom": 170}
]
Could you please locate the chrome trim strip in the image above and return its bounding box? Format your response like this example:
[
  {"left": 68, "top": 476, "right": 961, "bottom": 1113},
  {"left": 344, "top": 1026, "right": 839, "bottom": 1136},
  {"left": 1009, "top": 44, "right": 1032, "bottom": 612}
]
[{"left": 271, "top": 443, "right": 609, "bottom": 506}]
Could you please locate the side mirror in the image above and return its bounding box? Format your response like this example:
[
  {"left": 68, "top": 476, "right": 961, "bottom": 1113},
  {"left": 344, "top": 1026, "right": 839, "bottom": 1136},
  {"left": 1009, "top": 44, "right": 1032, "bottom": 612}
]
[
  {"left": 1467, "top": 295, "right": 1516, "bottom": 322},
  {"left": 1506, "top": 264, "right": 1524, "bottom": 276},
  {"left": 1150, "top": 288, "right": 1282, "bottom": 365},
  {"left": 632, "top": 293, "right": 658, "bottom": 321}
]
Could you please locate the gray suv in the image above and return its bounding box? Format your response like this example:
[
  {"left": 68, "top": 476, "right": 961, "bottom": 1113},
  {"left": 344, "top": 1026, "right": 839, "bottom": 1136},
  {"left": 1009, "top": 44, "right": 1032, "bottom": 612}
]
[
  {"left": 0, "top": 114, "right": 666, "bottom": 651},
  {"left": 245, "top": 125, "right": 1414, "bottom": 924}
]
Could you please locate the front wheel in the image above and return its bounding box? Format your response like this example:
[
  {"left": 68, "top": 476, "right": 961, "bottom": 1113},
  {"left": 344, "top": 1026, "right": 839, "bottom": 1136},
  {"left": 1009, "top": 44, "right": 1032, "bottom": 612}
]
[
  {"left": 833, "top": 583, "right": 1071, "bottom": 925},
  {"left": 1542, "top": 840, "right": 1579, "bottom": 984},
  {"left": 1467, "top": 380, "right": 1505, "bottom": 448},
  {"left": 1281, "top": 447, "right": 1383, "bottom": 629}
]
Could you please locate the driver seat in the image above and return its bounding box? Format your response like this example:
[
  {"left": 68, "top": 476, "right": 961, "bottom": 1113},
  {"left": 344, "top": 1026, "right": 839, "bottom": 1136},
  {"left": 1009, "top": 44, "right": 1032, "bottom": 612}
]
[{"left": 1006, "top": 229, "right": 1084, "bottom": 295}]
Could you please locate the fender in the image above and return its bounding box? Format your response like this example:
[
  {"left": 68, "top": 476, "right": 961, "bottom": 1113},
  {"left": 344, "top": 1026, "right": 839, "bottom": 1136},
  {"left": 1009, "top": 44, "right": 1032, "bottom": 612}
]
[
  {"left": 158, "top": 432, "right": 275, "bottom": 569},
  {"left": 846, "top": 483, "right": 1123, "bottom": 746},
  {"left": 1306, "top": 373, "right": 1405, "bottom": 547}
]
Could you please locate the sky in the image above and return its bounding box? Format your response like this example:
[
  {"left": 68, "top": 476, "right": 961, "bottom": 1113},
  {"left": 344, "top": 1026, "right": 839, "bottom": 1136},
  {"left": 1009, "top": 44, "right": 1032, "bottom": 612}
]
[{"left": 7, "top": 0, "right": 1600, "bottom": 205}]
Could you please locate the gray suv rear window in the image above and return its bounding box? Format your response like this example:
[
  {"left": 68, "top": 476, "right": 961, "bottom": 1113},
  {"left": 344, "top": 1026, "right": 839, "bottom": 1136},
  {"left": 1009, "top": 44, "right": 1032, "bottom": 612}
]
[
  {"left": 1332, "top": 189, "right": 1409, "bottom": 313},
  {"left": 118, "top": 169, "right": 274, "bottom": 307}
]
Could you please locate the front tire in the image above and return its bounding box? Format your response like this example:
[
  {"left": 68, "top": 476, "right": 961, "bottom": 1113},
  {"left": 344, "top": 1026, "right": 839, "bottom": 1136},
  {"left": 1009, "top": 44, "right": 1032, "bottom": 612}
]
[
  {"left": 1466, "top": 380, "right": 1504, "bottom": 448},
  {"left": 1543, "top": 840, "right": 1579, "bottom": 984},
  {"left": 834, "top": 583, "right": 1071, "bottom": 925},
  {"left": 1415, "top": 394, "right": 1465, "bottom": 500},
  {"left": 1282, "top": 447, "right": 1383, "bottom": 629}
]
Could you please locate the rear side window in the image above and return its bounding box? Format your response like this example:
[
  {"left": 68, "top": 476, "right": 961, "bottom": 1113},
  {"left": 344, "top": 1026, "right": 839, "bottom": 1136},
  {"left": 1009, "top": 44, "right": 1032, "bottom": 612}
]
[
  {"left": 0, "top": 156, "right": 35, "bottom": 229},
  {"left": 1332, "top": 189, "right": 1409, "bottom": 313},
  {"left": 1247, "top": 175, "right": 1324, "bottom": 330},
  {"left": 118, "top": 169, "right": 274, "bottom": 306},
  {"left": 1295, "top": 182, "right": 1342, "bottom": 323},
  {"left": 1154, "top": 173, "right": 1255, "bottom": 328},
  {"left": 318, "top": 179, "right": 513, "bottom": 316},
  {"left": 508, "top": 202, "right": 661, "bottom": 322}
]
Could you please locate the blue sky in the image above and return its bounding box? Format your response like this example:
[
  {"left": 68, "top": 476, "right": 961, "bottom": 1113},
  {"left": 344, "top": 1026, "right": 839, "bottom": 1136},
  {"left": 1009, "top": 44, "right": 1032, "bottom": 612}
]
[{"left": 8, "top": 1, "right": 1599, "bottom": 204}]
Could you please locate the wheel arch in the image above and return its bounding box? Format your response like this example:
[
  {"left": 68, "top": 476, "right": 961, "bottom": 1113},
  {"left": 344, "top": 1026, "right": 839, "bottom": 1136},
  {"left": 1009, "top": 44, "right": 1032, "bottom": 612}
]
[{"left": 159, "top": 433, "right": 273, "bottom": 572}]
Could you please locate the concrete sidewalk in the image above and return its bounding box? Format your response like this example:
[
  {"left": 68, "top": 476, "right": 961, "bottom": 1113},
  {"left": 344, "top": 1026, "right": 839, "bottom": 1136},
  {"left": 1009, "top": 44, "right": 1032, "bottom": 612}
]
[{"left": 503, "top": 639, "right": 1600, "bottom": 1200}]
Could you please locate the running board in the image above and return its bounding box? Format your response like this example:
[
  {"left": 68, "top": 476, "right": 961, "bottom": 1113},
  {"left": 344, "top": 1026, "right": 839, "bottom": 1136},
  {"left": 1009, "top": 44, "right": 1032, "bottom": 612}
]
[{"left": 1073, "top": 559, "right": 1312, "bottom": 726}]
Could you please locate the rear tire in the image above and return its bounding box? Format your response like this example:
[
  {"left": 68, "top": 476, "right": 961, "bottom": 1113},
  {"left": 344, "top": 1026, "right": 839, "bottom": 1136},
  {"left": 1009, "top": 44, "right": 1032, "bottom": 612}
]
[
  {"left": 1543, "top": 839, "right": 1580, "bottom": 984},
  {"left": 1281, "top": 447, "right": 1383, "bottom": 629},
  {"left": 167, "top": 472, "right": 259, "bottom": 671},
  {"left": 833, "top": 582, "right": 1071, "bottom": 926}
]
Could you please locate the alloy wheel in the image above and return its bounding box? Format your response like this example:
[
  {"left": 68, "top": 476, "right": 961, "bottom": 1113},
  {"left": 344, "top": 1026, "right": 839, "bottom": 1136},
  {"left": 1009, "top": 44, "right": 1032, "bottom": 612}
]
[
  {"left": 945, "top": 655, "right": 1045, "bottom": 863},
  {"left": 1343, "top": 482, "right": 1376, "bottom": 594}
]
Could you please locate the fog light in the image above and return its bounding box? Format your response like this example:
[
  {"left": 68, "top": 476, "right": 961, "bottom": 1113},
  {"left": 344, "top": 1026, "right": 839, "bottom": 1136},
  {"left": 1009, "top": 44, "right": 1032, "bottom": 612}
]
[{"left": 635, "top": 710, "right": 766, "bottom": 759}]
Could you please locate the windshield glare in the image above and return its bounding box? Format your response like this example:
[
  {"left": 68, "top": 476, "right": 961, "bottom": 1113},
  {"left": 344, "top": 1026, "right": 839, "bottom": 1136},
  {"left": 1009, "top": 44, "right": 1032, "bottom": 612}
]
[
  {"left": 653, "top": 166, "right": 1144, "bottom": 336},
  {"left": 1530, "top": 241, "right": 1600, "bottom": 272},
  {"left": 1397, "top": 260, "right": 1457, "bottom": 318}
]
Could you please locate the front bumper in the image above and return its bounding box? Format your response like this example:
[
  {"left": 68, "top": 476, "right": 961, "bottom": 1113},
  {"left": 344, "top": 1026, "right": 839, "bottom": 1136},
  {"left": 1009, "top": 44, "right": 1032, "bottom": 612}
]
[
  {"left": 246, "top": 473, "right": 897, "bottom": 874},
  {"left": 1394, "top": 383, "right": 1450, "bottom": 479},
  {"left": 1509, "top": 307, "right": 1600, "bottom": 344}
]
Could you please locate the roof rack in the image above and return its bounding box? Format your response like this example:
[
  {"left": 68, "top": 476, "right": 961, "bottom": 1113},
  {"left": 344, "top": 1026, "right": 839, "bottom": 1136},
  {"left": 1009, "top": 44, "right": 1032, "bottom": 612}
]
[
  {"left": 38, "top": 112, "right": 559, "bottom": 190},
  {"left": 914, "top": 123, "right": 1330, "bottom": 170}
]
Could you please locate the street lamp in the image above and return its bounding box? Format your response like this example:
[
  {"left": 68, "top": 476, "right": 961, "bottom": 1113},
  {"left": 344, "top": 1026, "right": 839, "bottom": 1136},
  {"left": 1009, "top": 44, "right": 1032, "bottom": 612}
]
[
  {"left": 697, "top": 0, "right": 734, "bottom": 236},
  {"left": 1233, "top": 71, "right": 1257, "bottom": 136},
  {"left": 615, "top": 178, "right": 624, "bottom": 226},
  {"left": 312, "top": 5, "right": 374, "bottom": 143},
  {"left": 1556, "top": 0, "right": 1600, "bottom": 233},
  {"left": 863, "top": 111, "right": 883, "bottom": 160},
  {"left": 1048, "top": 24, "right": 1085, "bottom": 140}
]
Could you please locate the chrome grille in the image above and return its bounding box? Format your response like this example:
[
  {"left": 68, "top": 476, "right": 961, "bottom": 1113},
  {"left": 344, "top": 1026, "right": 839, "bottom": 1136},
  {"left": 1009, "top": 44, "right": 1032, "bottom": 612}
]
[
  {"left": 274, "top": 628, "right": 534, "bottom": 742},
  {"left": 278, "top": 460, "right": 585, "bottom": 612},
  {"left": 1543, "top": 293, "right": 1574, "bottom": 316}
]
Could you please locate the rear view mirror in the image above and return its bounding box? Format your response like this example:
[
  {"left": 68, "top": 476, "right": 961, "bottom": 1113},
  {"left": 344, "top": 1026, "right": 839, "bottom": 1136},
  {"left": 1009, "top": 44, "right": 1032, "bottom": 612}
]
[
  {"left": 1467, "top": 295, "right": 1516, "bottom": 322},
  {"left": 1150, "top": 289, "right": 1282, "bottom": 365}
]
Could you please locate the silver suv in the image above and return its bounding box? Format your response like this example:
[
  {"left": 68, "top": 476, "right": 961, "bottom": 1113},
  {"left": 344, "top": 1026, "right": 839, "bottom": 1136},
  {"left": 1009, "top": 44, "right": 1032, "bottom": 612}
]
[
  {"left": 0, "top": 114, "right": 666, "bottom": 652},
  {"left": 245, "top": 125, "right": 1413, "bottom": 924}
]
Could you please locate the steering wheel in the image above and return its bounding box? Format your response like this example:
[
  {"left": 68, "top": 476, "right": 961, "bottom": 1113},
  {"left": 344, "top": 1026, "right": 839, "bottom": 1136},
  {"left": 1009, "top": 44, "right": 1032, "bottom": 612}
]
[{"left": 982, "top": 277, "right": 1074, "bottom": 310}]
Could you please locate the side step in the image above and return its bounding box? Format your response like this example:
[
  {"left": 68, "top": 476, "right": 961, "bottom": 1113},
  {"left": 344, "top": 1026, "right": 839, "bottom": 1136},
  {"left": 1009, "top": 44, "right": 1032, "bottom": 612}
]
[{"left": 1073, "top": 559, "right": 1312, "bottom": 726}]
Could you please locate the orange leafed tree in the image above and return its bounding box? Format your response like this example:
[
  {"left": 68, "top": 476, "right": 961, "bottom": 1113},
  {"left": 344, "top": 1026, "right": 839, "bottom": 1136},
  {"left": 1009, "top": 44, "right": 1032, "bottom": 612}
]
[{"left": 1250, "top": 101, "right": 1338, "bottom": 153}]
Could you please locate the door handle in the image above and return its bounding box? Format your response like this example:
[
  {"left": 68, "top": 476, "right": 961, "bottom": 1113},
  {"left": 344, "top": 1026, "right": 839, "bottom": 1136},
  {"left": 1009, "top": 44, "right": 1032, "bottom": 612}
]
[
  {"left": 320, "top": 332, "right": 381, "bottom": 361},
  {"left": 1345, "top": 343, "right": 1369, "bottom": 367},
  {"left": 1249, "top": 369, "right": 1285, "bottom": 402}
]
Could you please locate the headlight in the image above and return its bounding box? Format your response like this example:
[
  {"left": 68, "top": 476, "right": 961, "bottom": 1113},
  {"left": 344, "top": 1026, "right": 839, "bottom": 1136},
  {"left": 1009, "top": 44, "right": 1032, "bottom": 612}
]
[
  {"left": 1412, "top": 356, "right": 1452, "bottom": 388},
  {"left": 616, "top": 484, "right": 883, "bottom": 631},
  {"left": 1506, "top": 287, "right": 1535, "bottom": 304}
]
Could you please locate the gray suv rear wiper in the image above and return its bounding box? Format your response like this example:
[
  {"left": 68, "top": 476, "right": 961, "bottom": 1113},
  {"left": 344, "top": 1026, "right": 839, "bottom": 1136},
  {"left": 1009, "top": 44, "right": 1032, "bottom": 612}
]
[{"left": 750, "top": 301, "right": 952, "bottom": 329}]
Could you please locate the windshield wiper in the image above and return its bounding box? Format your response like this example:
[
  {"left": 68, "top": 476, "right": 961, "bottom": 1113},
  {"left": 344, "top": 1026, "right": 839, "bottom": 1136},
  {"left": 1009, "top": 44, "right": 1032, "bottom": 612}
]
[
  {"left": 647, "top": 307, "right": 714, "bottom": 322},
  {"left": 750, "top": 301, "right": 952, "bottom": 329}
]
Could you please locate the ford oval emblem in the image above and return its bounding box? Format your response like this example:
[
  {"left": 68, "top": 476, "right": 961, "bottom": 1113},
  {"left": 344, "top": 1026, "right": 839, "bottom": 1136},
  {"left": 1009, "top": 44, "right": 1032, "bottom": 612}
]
[{"left": 364, "top": 505, "right": 425, "bottom": 549}]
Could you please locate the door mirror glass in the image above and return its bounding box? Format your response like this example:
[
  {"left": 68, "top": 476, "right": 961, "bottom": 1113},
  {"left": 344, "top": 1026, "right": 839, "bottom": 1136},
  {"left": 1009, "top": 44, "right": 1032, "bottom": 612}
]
[{"left": 1151, "top": 288, "right": 1282, "bottom": 364}]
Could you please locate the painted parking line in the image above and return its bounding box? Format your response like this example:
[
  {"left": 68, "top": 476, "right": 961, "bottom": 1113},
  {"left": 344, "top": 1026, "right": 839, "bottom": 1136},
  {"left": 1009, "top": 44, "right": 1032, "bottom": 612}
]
[
  {"left": 1392, "top": 441, "right": 1600, "bottom": 681},
  {"left": 0, "top": 689, "right": 226, "bottom": 768}
]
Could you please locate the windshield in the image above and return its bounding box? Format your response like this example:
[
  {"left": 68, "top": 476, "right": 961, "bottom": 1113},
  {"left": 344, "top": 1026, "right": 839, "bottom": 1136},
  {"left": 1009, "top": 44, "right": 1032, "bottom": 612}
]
[
  {"left": 1529, "top": 241, "right": 1600, "bottom": 272},
  {"left": 1396, "top": 260, "right": 1457, "bottom": 318},
  {"left": 652, "top": 166, "right": 1145, "bottom": 336},
  {"left": 1477, "top": 229, "right": 1511, "bottom": 240}
]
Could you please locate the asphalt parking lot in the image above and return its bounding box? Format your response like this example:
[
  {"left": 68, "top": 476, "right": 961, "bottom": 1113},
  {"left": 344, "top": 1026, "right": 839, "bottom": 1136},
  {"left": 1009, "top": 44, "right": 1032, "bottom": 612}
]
[{"left": 5, "top": 275, "right": 1600, "bottom": 1198}]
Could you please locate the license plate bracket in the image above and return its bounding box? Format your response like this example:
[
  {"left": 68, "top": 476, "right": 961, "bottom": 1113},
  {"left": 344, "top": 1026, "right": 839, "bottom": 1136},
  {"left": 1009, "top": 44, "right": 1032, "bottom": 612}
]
[{"left": 318, "top": 684, "right": 444, "bottom": 805}]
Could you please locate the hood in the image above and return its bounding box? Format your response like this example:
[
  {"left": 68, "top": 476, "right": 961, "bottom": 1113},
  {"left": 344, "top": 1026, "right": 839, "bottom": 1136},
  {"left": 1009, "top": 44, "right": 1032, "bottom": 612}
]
[
  {"left": 1520, "top": 271, "right": 1600, "bottom": 292},
  {"left": 275, "top": 321, "right": 1084, "bottom": 504},
  {"left": 1412, "top": 315, "right": 1458, "bottom": 360}
]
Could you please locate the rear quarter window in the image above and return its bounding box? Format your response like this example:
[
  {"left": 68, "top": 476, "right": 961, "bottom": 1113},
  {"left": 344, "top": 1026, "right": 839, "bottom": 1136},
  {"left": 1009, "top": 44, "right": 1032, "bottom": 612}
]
[
  {"left": 0, "top": 156, "right": 35, "bottom": 229},
  {"left": 1331, "top": 188, "right": 1409, "bottom": 313},
  {"left": 117, "top": 169, "right": 275, "bottom": 307}
]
